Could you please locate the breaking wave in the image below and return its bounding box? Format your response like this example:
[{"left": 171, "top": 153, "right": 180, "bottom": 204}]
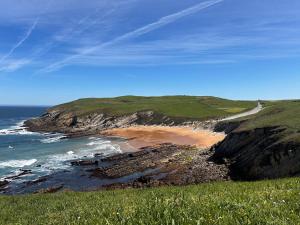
[
  {"left": 0, "top": 159, "right": 37, "bottom": 168},
  {"left": 0, "top": 120, "right": 36, "bottom": 136},
  {"left": 40, "top": 134, "right": 67, "bottom": 144}
]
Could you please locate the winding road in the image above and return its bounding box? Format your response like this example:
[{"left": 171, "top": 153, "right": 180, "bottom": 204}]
[{"left": 220, "top": 102, "right": 263, "bottom": 121}]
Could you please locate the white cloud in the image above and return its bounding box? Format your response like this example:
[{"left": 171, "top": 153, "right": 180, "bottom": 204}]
[{"left": 0, "top": 59, "right": 31, "bottom": 72}]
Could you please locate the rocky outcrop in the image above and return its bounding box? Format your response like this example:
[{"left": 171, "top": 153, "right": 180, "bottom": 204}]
[
  {"left": 212, "top": 125, "right": 300, "bottom": 180},
  {"left": 0, "top": 180, "right": 9, "bottom": 191},
  {"left": 25, "top": 110, "right": 171, "bottom": 135},
  {"left": 88, "top": 143, "right": 229, "bottom": 189},
  {"left": 24, "top": 109, "right": 214, "bottom": 135}
]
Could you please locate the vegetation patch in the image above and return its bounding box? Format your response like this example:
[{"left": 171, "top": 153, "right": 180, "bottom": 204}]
[{"left": 0, "top": 178, "right": 299, "bottom": 225}]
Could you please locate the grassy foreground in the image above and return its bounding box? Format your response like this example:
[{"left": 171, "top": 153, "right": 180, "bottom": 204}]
[
  {"left": 54, "top": 96, "right": 256, "bottom": 120},
  {"left": 1, "top": 178, "right": 300, "bottom": 225}
]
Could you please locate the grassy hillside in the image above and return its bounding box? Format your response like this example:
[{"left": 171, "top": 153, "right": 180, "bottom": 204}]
[
  {"left": 235, "top": 100, "right": 300, "bottom": 142},
  {"left": 0, "top": 178, "right": 299, "bottom": 225},
  {"left": 52, "top": 96, "right": 256, "bottom": 120}
]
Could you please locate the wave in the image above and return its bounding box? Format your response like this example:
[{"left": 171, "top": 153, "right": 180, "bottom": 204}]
[
  {"left": 86, "top": 137, "right": 122, "bottom": 155},
  {"left": 93, "top": 143, "right": 122, "bottom": 155},
  {"left": 0, "top": 159, "right": 37, "bottom": 168},
  {"left": 40, "top": 134, "right": 67, "bottom": 144},
  {"left": 39, "top": 138, "right": 122, "bottom": 172},
  {"left": 0, "top": 120, "right": 36, "bottom": 136},
  {"left": 86, "top": 140, "right": 111, "bottom": 146}
]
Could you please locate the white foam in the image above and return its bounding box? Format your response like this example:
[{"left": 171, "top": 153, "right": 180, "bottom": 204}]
[
  {"left": 85, "top": 138, "right": 122, "bottom": 155},
  {"left": 40, "top": 134, "right": 66, "bottom": 144},
  {"left": 0, "top": 120, "right": 36, "bottom": 136},
  {"left": 41, "top": 151, "right": 81, "bottom": 171},
  {"left": 86, "top": 140, "right": 111, "bottom": 146},
  {"left": 0, "top": 159, "right": 37, "bottom": 168}
]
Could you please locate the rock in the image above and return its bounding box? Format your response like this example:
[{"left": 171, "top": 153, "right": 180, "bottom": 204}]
[
  {"left": 5, "top": 169, "right": 32, "bottom": 180},
  {"left": 136, "top": 176, "right": 151, "bottom": 184},
  {"left": 24, "top": 107, "right": 218, "bottom": 136},
  {"left": 26, "top": 176, "right": 48, "bottom": 186},
  {"left": 89, "top": 143, "right": 229, "bottom": 189},
  {"left": 212, "top": 126, "right": 300, "bottom": 180},
  {"left": 71, "top": 160, "right": 99, "bottom": 166},
  {"left": 0, "top": 180, "right": 9, "bottom": 188},
  {"left": 35, "top": 185, "right": 64, "bottom": 194},
  {"left": 88, "top": 168, "right": 107, "bottom": 178}
]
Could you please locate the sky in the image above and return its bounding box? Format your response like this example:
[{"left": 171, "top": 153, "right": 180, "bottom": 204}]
[{"left": 0, "top": 0, "right": 300, "bottom": 105}]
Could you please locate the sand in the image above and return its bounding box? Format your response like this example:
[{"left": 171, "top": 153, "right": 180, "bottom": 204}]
[{"left": 102, "top": 126, "right": 225, "bottom": 150}]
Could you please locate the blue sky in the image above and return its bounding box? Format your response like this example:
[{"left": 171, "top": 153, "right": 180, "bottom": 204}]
[{"left": 0, "top": 0, "right": 300, "bottom": 105}]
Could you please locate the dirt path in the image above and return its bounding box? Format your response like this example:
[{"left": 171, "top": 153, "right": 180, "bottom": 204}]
[{"left": 220, "top": 102, "right": 263, "bottom": 121}]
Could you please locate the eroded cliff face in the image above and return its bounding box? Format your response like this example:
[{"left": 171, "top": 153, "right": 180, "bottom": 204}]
[
  {"left": 212, "top": 124, "right": 300, "bottom": 180},
  {"left": 24, "top": 107, "right": 219, "bottom": 135},
  {"left": 24, "top": 109, "right": 176, "bottom": 135}
]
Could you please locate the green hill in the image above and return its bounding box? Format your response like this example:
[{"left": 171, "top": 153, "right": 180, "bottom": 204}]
[{"left": 52, "top": 95, "right": 256, "bottom": 120}]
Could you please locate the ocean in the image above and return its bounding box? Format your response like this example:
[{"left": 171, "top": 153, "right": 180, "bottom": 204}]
[{"left": 0, "top": 106, "right": 122, "bottom": 187}]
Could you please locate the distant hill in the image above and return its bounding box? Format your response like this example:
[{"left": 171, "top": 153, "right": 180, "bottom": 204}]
[{"left": 52, "top": 95, "right": 256, "bottom": 120}]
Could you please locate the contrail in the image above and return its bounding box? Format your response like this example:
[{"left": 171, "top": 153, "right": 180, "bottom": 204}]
[
  {"left": 0, "top": 0, "right": 53, "bottom": 71},
  {"left": 40, "top": 0, "right": 224, "bottom": 73},
  {"left": 0, "top": 18, "right": 39, "bottom": 64}
]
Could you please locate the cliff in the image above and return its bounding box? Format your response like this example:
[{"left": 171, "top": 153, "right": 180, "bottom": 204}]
[
  {"left": 212, "top": 100, "right": 300, "bottom": 180},
  {"left": 25, "top": 109, "right": 177, "bottom": 135}
]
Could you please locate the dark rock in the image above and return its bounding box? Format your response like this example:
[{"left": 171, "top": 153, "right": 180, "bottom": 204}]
[
  {"left": 5, "top": 169, "right": 32, "bottom": 180},
  {"left": 0, "top": 180, "right": 9, "bottom": 188},
  {"left": 26, "top": 177, "right": 48, "bottom": 186},
  {"left": 90, "top": 144, "right": 229, "bottom": 189},
  {"left": 89, "top": 168, "right": 107, "bottom": 178},
  {"left": 212, "top": 126, "right": 300, "bottom": 180},
  {"left": 35, "top": 185, "right": 64, "bottom": 194},
  {"left": 136, "top": 176, "right": 151, "bottom": 184},
  {"left": 71, "top": 160, "right": 99, "bottom": 166}
]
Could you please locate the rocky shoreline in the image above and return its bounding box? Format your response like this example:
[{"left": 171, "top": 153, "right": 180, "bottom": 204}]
[{"left": 1, "top": 144, "right": 229, "bottom": 194}]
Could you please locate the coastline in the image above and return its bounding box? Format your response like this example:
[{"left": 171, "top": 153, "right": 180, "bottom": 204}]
[{"left": 1, "top": 123, "right": 228, "bottom": 194}]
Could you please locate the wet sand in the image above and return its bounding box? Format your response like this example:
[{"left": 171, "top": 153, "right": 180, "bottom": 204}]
[{"left": 102, "top": 126, "right": 225, "bottom": 150}]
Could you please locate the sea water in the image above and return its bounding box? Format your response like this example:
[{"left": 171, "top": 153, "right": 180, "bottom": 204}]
[{"left": 0, "top": 106, "right": 122, "bottom": 184}]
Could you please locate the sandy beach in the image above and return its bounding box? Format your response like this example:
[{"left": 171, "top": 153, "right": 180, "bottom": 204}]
[{"left": 102, "top": 126, "right": 225, "bottom": 149}]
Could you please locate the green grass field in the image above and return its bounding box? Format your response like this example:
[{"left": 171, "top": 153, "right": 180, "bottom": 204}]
[
  {"left": 53, "top": 96, "right": 256, "bottom": 120},
  {"left": 0, "top": 178, "right": 299, "bottom": 225}
]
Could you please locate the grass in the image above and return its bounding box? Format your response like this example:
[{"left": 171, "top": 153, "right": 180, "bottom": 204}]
[
  {"left": 53, "top": 96, "right": 256, "bottom": 120},
  {"left": 234, "top": 100, "right": 300, "bottom": 143},
  {"left": 0, "top": 178, "right": 300, "bottom": 225}
]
